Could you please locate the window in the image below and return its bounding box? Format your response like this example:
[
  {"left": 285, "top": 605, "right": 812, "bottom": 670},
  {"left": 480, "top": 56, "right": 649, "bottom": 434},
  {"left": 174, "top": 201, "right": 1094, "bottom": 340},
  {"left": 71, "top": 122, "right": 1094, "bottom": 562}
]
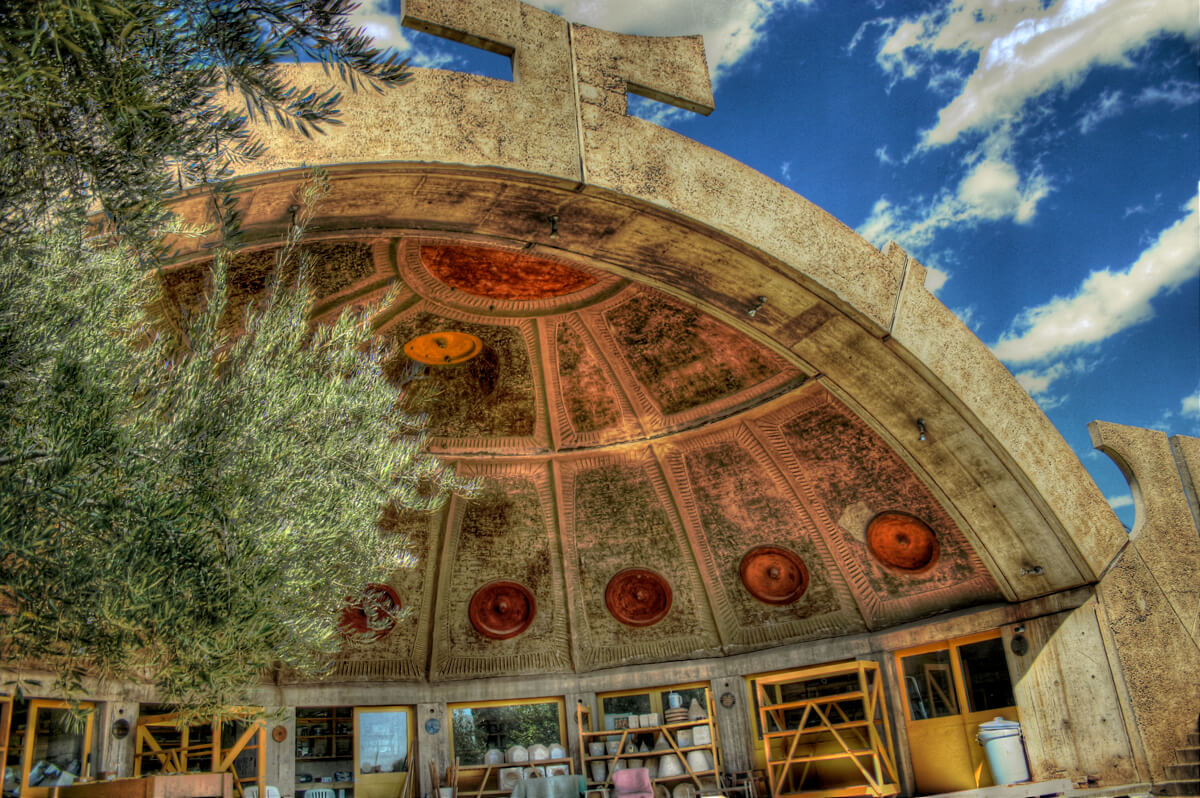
[
  {"left": 597, "top": 684, "right": 709, "bottom": 731},
  {"left": 449, "top": 699, "right": 565, "bottom": 766},
  {"left": 957, "top": 637, "right": 1015, "bottom": 713},
  {"left": 900, "top": 649, "right": 959, "bottom": 720}
]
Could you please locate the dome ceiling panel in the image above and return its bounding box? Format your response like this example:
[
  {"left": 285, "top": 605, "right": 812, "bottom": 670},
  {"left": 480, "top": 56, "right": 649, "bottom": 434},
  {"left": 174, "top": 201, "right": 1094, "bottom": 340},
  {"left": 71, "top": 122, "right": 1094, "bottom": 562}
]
[
  {"left": 600, "top": 290, "right": 798, "bottom": 419},
  {"left": 402, "top": 239, "right": 626, "bottom": 315},
  {"left": 430, "top": 464, "right": 572, "bottom": 680},
  {"left": 754, "top": 384, "right": 1004, "bottom": 628},
  {"left": 329, "top": 506, "right": 444, "bottom": 682},
  {"left": 377, "top": 306, "right": 545, "bottom": 448},
  {"left": 558, "top": 453, "right": 723, "bottom": 669},
  {"left": 543, "top": 314, "right": 647, "bottom": 446},
  {"left": 657, "top": 425, "right": 867, "bottom": 650}
]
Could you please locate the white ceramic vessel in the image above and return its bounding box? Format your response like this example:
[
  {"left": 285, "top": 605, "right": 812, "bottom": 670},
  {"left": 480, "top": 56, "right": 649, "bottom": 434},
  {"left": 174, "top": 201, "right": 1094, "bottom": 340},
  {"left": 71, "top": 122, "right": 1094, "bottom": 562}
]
[
  {"left": 675, "top": 729, "right": 692, "bottom": 747},
  {"left": 506, "top": 745, "right": 529, "bottom": 764},
  {"left": 548, "top": 744, "right": 567, "bottom": 760},
  {"left": 484, "top": 749, "right": 505, "bottom": 766},
  {"left": 657, "top": 754, "right": 684, "bottom": 778},
  {"left": 685, "top": 750, "right": 712, "bottom": 773},
  {"left": 527, "top": 744, "right": 549, "bottom": 762},
  {"left": 590, "top": 762, "right": 607, "bottom": 782}
]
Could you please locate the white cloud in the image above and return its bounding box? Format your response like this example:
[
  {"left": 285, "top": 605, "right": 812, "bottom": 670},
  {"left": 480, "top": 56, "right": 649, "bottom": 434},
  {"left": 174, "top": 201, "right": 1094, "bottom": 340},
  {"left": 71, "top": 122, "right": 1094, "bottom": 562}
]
[
  {"left": 1137, "top": 79, "right": 1200, "bottom": 108},
  {"left": 924, "top": 266, "right": 949, "bottom": 293},
  {"left": 1106, "top": 493, "right": 1134, "bottom": 509},
  {"left": 992, "top": 195, "right": 1200, "bottom": 364},
  {"left": 530, "top": 0, "right": 810, "bottom": 83},
  {"left": 1078, "top": 89, "right": 1125, "bottom": 133},
  {"left": 857, "top": 137, "right": 1051, "bottom": 250},
  {"left": 871, "top": 0, "right": 1199, "bottom": 147},
  {"left": 1183, "top": 386, "right": 1200, "bottom": 419},
  {"left": 779, "top": 161, "right": 793, "bottom": 183}
]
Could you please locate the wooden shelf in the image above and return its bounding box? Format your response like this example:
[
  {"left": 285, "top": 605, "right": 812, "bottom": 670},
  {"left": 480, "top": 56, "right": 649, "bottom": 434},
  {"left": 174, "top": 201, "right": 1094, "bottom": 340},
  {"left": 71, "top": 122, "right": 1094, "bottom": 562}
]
[
  {"left": 454, "top": 758, "right": 574, "bottom": 798},
  {"left": 576, "top": 698, "right": 721, "bottom": 794}
]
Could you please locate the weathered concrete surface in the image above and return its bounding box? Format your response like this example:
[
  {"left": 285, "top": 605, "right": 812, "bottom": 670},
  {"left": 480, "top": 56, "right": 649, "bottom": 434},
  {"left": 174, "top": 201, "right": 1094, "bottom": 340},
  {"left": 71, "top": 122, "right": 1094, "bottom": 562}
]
[
  {"left": 1090, "top": 422, "right": 1200, "bottom": 781},
  {"left": 1004, "top": 603, "right": 1139, "bottom": 785},
  {"left": 891, "top": 248, "right": 1125, "bottom": 581}
]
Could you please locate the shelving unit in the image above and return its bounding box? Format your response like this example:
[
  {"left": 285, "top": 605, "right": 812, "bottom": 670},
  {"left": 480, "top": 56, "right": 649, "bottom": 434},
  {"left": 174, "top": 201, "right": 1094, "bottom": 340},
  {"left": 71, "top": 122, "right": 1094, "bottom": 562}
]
[
  {"left": 576, "top": 697, "right": 721, "bottom": 796},
  {"left": 756, "top": 661, "right": 898, "bottom": 798},
  {"left": 295, "top": 707, "right": 354, "bottom": 798},
  {"left": 455, "top": 759, "right": 574, "bottom": 798}
]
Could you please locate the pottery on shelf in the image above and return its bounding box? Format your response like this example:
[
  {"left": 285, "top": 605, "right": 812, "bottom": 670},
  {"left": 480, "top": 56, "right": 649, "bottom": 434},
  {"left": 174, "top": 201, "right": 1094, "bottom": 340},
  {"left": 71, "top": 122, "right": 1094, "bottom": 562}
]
[
  {"left": 499, "top": 768, "right": 523, "bottom": 791},
  {"left": 589, "top": 742, "right": 607, "bottom": 756},
  {"left": 638, "top": 741, "right": 650, "bottom": 754},
  {"left": 625, "top": 740, "right": 639, "bottom": 754},
  {"left": 506, "top": 745, "right": 529, "bottom": 764},
  {"left": 687, "top": 698, "right": 706, "bottom": 721},
  {"left": 654, "top": 785, "right": 669, "bottom": 798},
  {"left": 549, "top": 744, "right": 567, "bottom": 760},
  {"left": 685, "top": 750, "right": 712, "bottom": 774},
  {"left": 691, "top": 726, "right": 711, "bottom": 746},
  {"left": 653, "top": 734, "right": 670, "bottom": 751},
  {"left": 547, "top": 765, "right": 569, "bottom": 777},
  {"left": 590, "top": 762, "right": 607, "bottom": 782},
  {"left": 527, "top": 744, "right": 549, "bottom": 762},
  {"left": 673, "top": 783, "right": 697, "bottom": 798},
  {"left": 484, "top": 749, "right": 504, "bottom": 766},
  {"left": 657, "top": 754, "right": 684, "bottom": 778},
  {"left": 675, "top": 729, "right": 692, "bottom": 747},
  {"left": 646, "top": 760, "right": 658, "bottom": 780},
  {"left": 605, "top": 740, "right": 621, "bottom": 755}
]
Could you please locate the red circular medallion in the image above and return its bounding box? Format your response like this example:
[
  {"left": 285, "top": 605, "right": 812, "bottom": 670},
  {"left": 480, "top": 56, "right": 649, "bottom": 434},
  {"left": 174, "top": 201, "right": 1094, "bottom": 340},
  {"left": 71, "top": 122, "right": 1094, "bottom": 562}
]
[
  {"left": 469, "top": 581, "right": 536, "bottom": 640},
  {"left": 739, "top": 546, "right": 809, "bottom": 605},
  {"left": 340, "top": 583, "right": 401, "bottom": 639},
  {"left": 866, "top": 511, "right": 939, "bottom": 571},
  {"left": 605, "top": 569, "right": 672, "bottom": 627}
]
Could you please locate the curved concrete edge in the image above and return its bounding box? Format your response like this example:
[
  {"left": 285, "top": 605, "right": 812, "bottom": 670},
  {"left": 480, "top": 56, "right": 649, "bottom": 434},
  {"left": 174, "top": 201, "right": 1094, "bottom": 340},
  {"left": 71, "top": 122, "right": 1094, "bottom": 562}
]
[
  {"left": 1087, "top": 421, "right": 1200, "bottom": 779},
  {"left": 891, "top": 247, "right": 1127, "bottom": 580}
]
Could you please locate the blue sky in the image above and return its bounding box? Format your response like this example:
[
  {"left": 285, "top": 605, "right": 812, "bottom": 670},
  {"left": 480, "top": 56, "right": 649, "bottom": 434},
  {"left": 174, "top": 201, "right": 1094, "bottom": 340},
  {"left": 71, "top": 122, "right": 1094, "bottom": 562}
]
[{"left": 354, "top": 0, "right": 1199, "bottom": 527}]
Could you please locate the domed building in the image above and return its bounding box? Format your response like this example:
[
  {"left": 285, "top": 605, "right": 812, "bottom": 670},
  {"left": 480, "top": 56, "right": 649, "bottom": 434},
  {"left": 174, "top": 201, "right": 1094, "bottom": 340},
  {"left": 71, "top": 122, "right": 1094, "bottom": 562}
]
[{"left": 2, "top": 1, "right": 1197, "bottom": 797}]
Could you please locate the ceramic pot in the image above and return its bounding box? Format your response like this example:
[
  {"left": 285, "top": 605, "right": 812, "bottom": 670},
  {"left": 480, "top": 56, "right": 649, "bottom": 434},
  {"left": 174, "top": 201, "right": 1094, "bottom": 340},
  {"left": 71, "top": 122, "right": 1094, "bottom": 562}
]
[
  {"left": 653, "top": 734, "right": 670, "bottom": 751},
  {"left": 506, "top": 745, "right": 529, "bottom": 764},
  {"left": 672, "top": 784, "right": 696, "bottom": 798},
  {"left": 590, "top": 762, "right": 606, "bottom": 782},
  {"left": 657, "top": 755, "right": 683, "bottom": 778},
  {"left": 667, "top": 692, "right": 683, "bottom": 709},
  {"left": 605, "top": 740, "right": 621, "bottom": 756},
  {"left": 527, "top": 745, "right": 549, "bottom": 762},
  {"left": 675, "top": 729, "right": 692, "bottom": 747},
  {"left": 691, "top": 727, "right": 711, "bottom": 746},
  {"left": 484, "top": 749, "right": 504, "bottom": 766},
  {"left": 685, "top": 750, "right": 712, "bottom": 773},
  {"left": 548, "top": 744, "right": 567, "bottom": 760},
  {"left": 499, "top": 769, "right": 523, "bottom": 791},
  {"left": 589, "top": 742, "right": 606, "bottom": 756},
  {"left": 687, "top": 698, "right": 706, "bottom": 721}
]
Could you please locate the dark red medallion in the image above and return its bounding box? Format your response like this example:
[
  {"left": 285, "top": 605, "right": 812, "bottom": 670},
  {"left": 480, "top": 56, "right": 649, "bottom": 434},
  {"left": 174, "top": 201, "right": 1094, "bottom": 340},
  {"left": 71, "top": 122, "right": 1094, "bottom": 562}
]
[
  {"left": 605, "top": 569, "right": 672, "bottom": 627},
  {"left": 866, "top": 511, "right": 939, "bottom": 572},
  {"left": 739, "top": 546, "right": 809, "bottom": 605},
  {"left": 340, "top": 583, "right": 402, "bottom": 639},
  {"left": 469, "top": 581, "right": 536, "bottom": 640}
]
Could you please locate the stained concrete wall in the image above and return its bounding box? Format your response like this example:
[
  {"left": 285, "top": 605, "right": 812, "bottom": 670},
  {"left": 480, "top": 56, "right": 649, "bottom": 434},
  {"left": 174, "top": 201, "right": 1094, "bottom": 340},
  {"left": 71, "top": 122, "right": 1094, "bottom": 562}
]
[{"left": 1089, "top": 423, "right": 1200, "bottom": 782}]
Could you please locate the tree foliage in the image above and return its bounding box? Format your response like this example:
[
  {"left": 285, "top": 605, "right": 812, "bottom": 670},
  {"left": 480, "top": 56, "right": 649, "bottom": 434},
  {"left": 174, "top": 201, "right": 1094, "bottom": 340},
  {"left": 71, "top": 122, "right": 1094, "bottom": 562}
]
[
  {"left": 1, "top": 173, "right": 474, "bottom": 718},
  {"left": 0, "top": 0, "right": 410, "bottom": 239}
]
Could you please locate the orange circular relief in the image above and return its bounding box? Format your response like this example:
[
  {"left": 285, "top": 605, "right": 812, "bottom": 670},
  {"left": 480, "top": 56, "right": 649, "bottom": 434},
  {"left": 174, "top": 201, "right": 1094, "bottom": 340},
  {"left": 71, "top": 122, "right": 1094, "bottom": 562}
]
[
  {"left": 469, "top": 581, "right": 536, "bottom": 640},
  {"left": 739, "top": 546, "right": 809, "bottom": 605},
  {"left": 605, "top": 569, "right": 672, "bottom": 627},
  {"left": 866, "top": 511, "right": 939, "bottom": 571},
  {"left": 404, "top": 331, "right": 484, "bottom": 365}
]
